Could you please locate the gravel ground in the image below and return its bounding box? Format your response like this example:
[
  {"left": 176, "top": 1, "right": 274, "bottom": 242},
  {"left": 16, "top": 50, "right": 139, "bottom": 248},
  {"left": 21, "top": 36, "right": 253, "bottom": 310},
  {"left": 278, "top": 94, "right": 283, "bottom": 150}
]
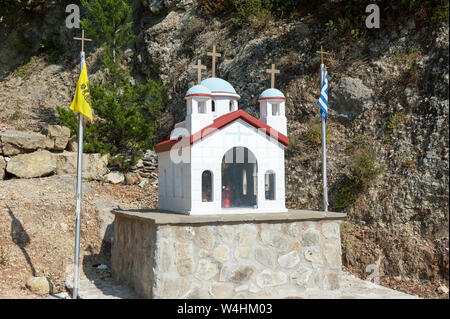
[{"left": 0, "top": 175, "right": 157, "bottom": 298}]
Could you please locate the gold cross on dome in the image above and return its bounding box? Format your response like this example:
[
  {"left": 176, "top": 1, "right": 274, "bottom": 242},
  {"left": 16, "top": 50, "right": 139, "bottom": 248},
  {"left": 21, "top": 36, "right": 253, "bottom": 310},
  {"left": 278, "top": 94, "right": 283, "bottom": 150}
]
[
  {"left": 316, "top": 45, "right": 332, "bottom": 65},
  {"left": 73, "top": 29, "right": 92, "bottom": 52},
  {"left": 265, "top": 63, "right": 280, "bottom": 88},
  {"left": 192, "top": 59, "right": 207, "bottom": 84},
  {"left": 207, "top": 44, "right": 221, "bottom": 77}
]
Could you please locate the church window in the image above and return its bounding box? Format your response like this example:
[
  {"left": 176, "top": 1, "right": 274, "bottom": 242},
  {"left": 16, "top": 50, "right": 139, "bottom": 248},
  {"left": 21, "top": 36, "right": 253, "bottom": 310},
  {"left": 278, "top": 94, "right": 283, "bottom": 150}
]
[
  {"left": 265, "top": 171, "right": 275, "bottom": 200},
  {"left": 229, "top": 101, "right": 233, "bottom": 112},
  {"left": 171, "top": 162, "right": 175, "bottom": 197},
  {"left": 179, "top": 167, "right": 184, "bottom": 198},
  {"left": 272, "top": 104, "right": 280, "bottom": 116},
  {"left": 202, "top": 170, "right": 213, "bottom": 202},
  {"left": 198, "top": 101, "right": 206, "bottom": 113},
  {"left": 163, "top": 169, "right": 167, "bottom": 198},
  {"left": 212, "top": 100, "right": 215, "bottom": 112}
]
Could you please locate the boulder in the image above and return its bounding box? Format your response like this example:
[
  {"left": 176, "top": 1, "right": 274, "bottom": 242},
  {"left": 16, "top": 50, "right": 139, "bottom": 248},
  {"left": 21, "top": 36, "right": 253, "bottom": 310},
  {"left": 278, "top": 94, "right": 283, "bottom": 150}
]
[
  {"left": 66, "top": 137, "right": 78, "bottom": 152},
  {"left": 0, "top": 156, "right": 5, "bottom": 179},
  {"left": 105, "top": 171, "right": 125, "bottom": 184},
  {"left": 6, "top": 150, "right": 56, "bottom": 178},
  {"left": 330, "top": 77, "right": 374, "bottom": 119},
  {"left": 54, "top": 152, "right": 108, "bottom": 179},
  {"left": 124, "top": 172, "right": 142, "bottom": 185},
  {"left": 47, "top": 125, "right": 71, "bottom": 150},
  {"left": 94, "top": 199, "right": 119, "bottom": 244},
  {"left": 26, "top": 276, "right": 52, "bottom": 295},
  {"left": 0, "top": 130, "right": 54, "bottom": 156}
]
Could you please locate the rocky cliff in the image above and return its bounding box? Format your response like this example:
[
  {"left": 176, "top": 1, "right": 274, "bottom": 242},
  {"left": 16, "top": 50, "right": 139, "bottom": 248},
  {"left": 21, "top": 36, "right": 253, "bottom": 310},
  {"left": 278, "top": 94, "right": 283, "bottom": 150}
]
[{"left": 0, "top": 0, "right": 448, "bottom": 297}]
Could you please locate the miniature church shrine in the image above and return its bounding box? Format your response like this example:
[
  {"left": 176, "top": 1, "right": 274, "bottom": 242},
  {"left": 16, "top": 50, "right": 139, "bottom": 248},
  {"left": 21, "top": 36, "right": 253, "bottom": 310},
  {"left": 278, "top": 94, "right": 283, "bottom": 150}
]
[{"left": 155, "top": 45, "right": 289, "bottom": 215}]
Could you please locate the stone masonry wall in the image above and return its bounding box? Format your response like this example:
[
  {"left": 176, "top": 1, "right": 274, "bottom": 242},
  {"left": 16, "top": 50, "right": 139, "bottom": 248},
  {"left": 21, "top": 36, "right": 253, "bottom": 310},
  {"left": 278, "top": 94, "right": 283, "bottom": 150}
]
[{"left": 112, "top": 213, "right": 343, "bottom": 299}]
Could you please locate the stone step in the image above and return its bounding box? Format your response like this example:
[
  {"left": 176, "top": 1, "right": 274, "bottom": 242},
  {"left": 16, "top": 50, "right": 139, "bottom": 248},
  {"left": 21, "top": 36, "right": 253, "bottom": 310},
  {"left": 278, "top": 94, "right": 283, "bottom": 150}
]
[{"left": 65, "top": 278, "right": 139, "bottom": 299}]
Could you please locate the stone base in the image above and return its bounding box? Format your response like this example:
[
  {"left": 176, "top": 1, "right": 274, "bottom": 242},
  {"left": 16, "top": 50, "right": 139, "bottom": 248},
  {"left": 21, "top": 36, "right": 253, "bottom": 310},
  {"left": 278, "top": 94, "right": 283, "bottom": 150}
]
[{"left": 111, "top": 209, "right": 346, "bottom": 299}]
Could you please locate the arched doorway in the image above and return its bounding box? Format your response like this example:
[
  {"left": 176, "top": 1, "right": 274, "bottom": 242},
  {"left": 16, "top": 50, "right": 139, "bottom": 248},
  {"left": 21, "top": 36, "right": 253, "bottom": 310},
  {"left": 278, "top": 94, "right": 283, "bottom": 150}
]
[{"left": 221, "top": 147, "right": 257, "bottom": 208}]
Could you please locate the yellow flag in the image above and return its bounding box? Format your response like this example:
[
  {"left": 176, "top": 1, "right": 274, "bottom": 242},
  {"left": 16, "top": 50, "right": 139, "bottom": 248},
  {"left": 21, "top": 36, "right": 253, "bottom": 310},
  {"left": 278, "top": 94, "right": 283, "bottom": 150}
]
[{"left": 70, "top": 63, "right": 93, "bottom": 121}]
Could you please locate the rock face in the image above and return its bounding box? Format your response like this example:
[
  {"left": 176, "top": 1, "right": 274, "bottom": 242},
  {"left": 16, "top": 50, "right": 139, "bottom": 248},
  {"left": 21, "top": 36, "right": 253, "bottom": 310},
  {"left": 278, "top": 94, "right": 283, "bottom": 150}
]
[
  {"left": 54, "top": 152, "right": 108, "bottom": 179},
  {"left": 6, "top": 150, "right": 56, "bottom": 178},
  {"left": 330, "top": 77, "right": 374, "bottom": 119},
  {"left": 26, "top": 276, "right": 52, "bottom": 295},
  {"left": 94, "top": 200, "right": 119, "bottom": 244},
  {"left": 47, "top": 125, "right": 71, "bottom": 150},
  {"left": 0, "top": 130, "right": 53, "bottom": 155},
  {"left": 0, "top": 156, "right": 5, "bottom": 179},
  {"left": 112, "top": 213, "right": 343, "bottom": 299}
]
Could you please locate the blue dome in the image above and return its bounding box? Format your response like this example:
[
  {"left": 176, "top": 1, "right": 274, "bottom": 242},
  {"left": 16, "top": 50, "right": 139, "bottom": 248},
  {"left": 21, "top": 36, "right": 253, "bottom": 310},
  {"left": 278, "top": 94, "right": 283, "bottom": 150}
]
[
  {"left": 201, "top": 77, "right": 237, "bottom": 94},
  {"left": 259, "top": 88, "right": 286, "bottom": 100},
  {"left": 185, "top": 84, "right": 212, "bottom": 97}
]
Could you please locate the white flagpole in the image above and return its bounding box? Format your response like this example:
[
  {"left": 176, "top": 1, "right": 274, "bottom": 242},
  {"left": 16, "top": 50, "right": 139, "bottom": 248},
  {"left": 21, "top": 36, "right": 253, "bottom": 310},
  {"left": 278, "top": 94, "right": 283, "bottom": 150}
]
[
  {"left": 320, "top": 63, "right": 328, "bottom": 213},
  {"left": 73, "top": 51, "right": 85, "bottom": 299}
]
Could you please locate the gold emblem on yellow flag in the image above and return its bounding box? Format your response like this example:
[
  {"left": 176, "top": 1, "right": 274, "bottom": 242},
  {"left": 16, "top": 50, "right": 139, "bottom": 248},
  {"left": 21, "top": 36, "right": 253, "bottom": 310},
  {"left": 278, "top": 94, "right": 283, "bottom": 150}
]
[{"left": 70, "top": 63, "right": 93, "bottom": 121}]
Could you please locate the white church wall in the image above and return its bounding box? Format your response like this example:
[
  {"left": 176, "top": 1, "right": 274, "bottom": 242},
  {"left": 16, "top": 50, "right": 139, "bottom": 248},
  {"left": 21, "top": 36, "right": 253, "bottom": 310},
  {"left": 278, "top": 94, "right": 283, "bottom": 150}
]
[
  {"left": 211, "top": 96, "right": 237, "bottom": 118},
  {"left": 190, "top": 119, "right": 286, "bottom": 215},
  {"left": 259, "top": 100, "right": 287, "bottom": 136},
  {"left": 157, "top": 151, "right": 191, "bottom": 214},
  {"left": 186, "top": 98, "right": 213, "bottom": 135}
]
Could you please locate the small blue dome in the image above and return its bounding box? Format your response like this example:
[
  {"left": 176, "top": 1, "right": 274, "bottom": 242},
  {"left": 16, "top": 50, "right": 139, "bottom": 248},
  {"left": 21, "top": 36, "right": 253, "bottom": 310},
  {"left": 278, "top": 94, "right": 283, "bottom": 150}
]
[
  {"left": 259, "top": 88, "right": 286, "bottom": 100},
  {"left": 185, "top": 85, "right": 212, "bottom": 97},
  {"left": 201, "top": 77, "right": 237, "bottom": 94}
]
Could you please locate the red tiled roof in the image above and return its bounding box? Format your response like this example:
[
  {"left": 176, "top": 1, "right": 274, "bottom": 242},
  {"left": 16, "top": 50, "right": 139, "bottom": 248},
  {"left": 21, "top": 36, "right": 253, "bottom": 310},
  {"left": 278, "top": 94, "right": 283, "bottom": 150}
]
[{"left": 155, "top": 109, "right": 289, "bottom": 153}]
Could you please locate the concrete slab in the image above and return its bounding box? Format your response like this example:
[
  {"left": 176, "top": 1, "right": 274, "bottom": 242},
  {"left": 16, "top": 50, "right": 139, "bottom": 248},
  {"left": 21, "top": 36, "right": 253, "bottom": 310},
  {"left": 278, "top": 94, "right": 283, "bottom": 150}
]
[
  {"left": 59, "top": 274, "right": 417, "bottom": 299},
  {"left": 112, "top": 208, "right": 347, "bottom": 224}
]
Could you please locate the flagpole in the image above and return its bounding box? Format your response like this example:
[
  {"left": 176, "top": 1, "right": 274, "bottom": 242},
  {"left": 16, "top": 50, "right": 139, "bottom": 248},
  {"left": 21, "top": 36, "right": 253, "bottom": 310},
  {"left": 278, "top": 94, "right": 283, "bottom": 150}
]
[
  {"left": 73, "top": 51, "right": 85, "bottom": 299},
  {"left": 320, "top": 63, "right": 328, "bottom": 213}
]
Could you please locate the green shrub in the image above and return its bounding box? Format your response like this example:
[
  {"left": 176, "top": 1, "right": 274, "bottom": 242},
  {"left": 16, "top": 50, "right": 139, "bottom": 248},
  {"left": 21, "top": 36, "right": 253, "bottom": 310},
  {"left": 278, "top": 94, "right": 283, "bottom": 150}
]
[
  {"left": 13, "top": 57, "right": 38, "bottom": 78},
  {"left": 56, "top": 0, "right": 167, "bottom": 171},
  {"left": 430, "top": 2, "right": 449, "bottom": 25},
  {"left": 304, "top": 117, "right": 329, "bottom": 146},
  {"left": 334, "top": 181, "right": 360, "bottom": 211},
  {"left": 230, "top": 0, "right": 296, "bottom": 27},
  {"left": 39, "top": 37, "right": 66, "bottom": 63},
  {"left": 56, "top": 76, "right": 166, "bottom": 168},
  {"left": 286, "top": 135, "right": 301, "bottom": 157},
  {"left": 333, "top": 136, "right": 382, "bottom": 211},
  {"left": 56, "top": 106, "right": 78, "bottom": 135},
  {"left": 351, "top": 147, "right": 383, "bottom": 188},
  {"left": 385, "top": 111, "right": 406, "bottom": 136},
  {"left": 10, "top": 110, "right": 21, "bottom": 120}
]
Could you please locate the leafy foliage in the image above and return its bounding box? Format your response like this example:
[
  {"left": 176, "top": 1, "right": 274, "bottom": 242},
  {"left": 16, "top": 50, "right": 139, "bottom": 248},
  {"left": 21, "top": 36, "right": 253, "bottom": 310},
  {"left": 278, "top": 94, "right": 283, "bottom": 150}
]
[
  {"left": 57, "top": 0, "right": 166, "bottom": 171},
  {"left": 385, "top": 111, "right": 406, "bottom": 136},
  {"left": 333, "top": 136, "right": 383, "bottom": 211},
  {"left": 304, "top": 117, "right": 329, "bottom": 147},
  {"left": 81, "top": 0, "right": 134, "bottom": 63}
]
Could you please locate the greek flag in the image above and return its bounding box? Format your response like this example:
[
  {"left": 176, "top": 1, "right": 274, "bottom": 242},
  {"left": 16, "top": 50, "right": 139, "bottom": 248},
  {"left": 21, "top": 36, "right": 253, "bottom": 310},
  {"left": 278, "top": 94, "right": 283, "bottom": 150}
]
[{"left": 318, "top": 67, "right": 328, "bottom": 120}]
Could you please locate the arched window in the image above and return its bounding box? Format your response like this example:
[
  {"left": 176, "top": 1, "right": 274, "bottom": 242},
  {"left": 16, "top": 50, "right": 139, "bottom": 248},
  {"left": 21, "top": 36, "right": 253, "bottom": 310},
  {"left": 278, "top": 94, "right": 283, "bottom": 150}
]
[
  {"left": 163, "top": 169, "right": 167, "bottom": 197},
  {"left": 272, "top": 104, "right": 280, "bottom": 116},
  {"left": 179, "top": 167, "right": 184, "bottom": 198},
  {"left": 198, "top": 101, "right": 206, "bottom": 113},
  {"left": 222, "top": 147, "right": 257, "bottom": 208},
  {"left": 229, "top": 101, "right": 233, "bottom": 112},
  {"left": 212, "top": 100, "right": 216, "bottom": 112},
  {"left": 202, "top": 170, "right": 213, "bottom": 202},
  {"left": 265, "top": 171, "right": 275, "bottom": 200},
  {"left": 171, "top": 162, "right": 175, "bottom": 197}
]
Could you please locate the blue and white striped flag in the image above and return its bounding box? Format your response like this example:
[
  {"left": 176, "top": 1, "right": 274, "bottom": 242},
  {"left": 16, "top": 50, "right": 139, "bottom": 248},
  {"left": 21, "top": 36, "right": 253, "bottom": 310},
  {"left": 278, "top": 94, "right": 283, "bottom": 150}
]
[{"left": 318, "top": 67, "right": 328, "bottom": 120}]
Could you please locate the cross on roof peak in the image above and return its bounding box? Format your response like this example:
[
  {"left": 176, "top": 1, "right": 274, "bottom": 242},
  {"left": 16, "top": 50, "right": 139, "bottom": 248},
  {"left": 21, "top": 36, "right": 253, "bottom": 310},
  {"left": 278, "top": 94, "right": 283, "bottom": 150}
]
[
  {"left": 315, "top": 45, "right": 332, "bottom": 65},
  {"left": 265, "top": 63, "right": 280, "bottom": 88},
  {"left": 73, "top": 29, "right": 92, "bottom": 52},
  {"left": 192, "top": 59, "right": 207, "bottom": 84},
  {"left": 207, "top": 44, "right": 221, "bottom": 78}
]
